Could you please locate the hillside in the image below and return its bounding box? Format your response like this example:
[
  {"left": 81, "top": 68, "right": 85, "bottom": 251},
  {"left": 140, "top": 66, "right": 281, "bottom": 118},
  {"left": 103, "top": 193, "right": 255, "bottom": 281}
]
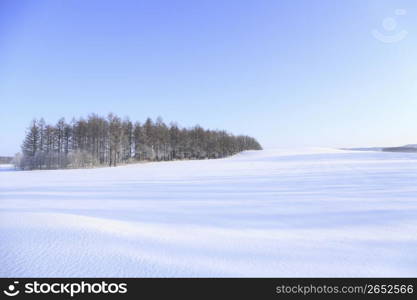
[
  {"left": 1, "top": 148, "right": 417, "bottom": 277},
  {"left": 382, "top": 146, "right": 417, "bottom": 153}
]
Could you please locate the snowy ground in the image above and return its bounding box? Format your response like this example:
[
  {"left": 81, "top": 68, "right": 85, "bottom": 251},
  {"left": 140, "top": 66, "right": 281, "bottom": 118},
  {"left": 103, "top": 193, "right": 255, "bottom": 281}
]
[{"left": 1, "top": 148, "right": 417, "bottom": 277}]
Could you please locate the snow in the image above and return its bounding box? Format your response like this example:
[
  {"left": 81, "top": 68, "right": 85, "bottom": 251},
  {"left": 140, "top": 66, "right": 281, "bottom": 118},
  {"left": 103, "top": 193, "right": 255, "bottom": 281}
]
[
  {"left": 0, "top": 164, "right": 14, "bottom": 172},
  {"left": 1, "top": 148, "right": 417, "bottom": 277}
]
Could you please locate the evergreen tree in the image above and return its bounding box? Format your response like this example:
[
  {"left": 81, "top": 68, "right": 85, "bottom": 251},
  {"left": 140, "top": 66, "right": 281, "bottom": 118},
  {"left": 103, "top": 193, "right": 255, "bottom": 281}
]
[{"left": 21, "top": 120, "right": 40, "bottom": 169}]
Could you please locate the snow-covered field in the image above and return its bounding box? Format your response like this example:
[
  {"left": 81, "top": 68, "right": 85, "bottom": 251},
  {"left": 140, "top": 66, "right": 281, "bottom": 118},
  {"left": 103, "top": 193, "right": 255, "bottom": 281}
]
[{"left": 1, "top": 148, "right": 417, "bottom": 277}]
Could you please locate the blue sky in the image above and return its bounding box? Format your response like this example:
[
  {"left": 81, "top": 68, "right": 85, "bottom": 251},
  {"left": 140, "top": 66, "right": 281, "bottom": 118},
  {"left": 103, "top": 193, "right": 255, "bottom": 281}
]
[{"left": 1, "top": 0, "right": 416, "bottom": 155}]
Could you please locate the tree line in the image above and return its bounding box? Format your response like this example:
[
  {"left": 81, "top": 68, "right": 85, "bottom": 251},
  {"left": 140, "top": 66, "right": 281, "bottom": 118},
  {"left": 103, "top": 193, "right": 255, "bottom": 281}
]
[
  {"left": 17, "top": 114, "right": 262, "bottom": 170},
  {"left": 0, "top": 156, "right": 13, "bottom": 164}
]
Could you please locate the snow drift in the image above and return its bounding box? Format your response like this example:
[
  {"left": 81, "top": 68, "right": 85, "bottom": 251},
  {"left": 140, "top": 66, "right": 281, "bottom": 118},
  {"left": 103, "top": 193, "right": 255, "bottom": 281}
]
[{"left": 1, "top": 148, "right": 417, "bottom": 277}]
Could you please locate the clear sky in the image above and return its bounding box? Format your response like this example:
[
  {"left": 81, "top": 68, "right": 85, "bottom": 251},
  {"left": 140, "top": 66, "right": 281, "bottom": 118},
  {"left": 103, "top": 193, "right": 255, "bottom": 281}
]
[{"left": 1, "top": 0, "right": 416, "bottom": 155}]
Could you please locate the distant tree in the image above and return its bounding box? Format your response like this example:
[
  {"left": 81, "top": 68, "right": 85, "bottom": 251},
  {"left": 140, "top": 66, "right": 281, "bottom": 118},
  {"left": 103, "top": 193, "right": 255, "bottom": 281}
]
[
  {"left": 12, "top": 153, "right": 22, "bottom": 169},
  {"left": 21, "top": 120, "right": 40, "bottom": 169},
  {"left": 122, "top": 118, "right": 133, "bottom": 162},
  {"left": 108, "top": 113, "right": 122, "bottom": 166}
]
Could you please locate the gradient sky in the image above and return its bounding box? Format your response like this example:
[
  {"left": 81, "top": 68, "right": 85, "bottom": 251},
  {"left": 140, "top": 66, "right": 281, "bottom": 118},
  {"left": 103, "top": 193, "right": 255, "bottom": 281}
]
[{"left": 1, "top": 0, "right": 416, "bottom": 155}]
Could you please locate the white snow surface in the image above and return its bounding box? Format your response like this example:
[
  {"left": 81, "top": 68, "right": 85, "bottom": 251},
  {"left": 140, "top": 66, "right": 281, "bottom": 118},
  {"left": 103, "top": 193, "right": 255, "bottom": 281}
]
[{"left": 1, "top": 148, "right": 417, "bottom": 277}]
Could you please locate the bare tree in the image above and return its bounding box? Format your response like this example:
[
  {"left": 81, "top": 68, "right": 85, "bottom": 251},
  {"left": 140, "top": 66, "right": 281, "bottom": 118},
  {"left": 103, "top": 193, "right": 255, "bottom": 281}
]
[{"left": 19, "top": 114, "right": 262, "bottom": 170}]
